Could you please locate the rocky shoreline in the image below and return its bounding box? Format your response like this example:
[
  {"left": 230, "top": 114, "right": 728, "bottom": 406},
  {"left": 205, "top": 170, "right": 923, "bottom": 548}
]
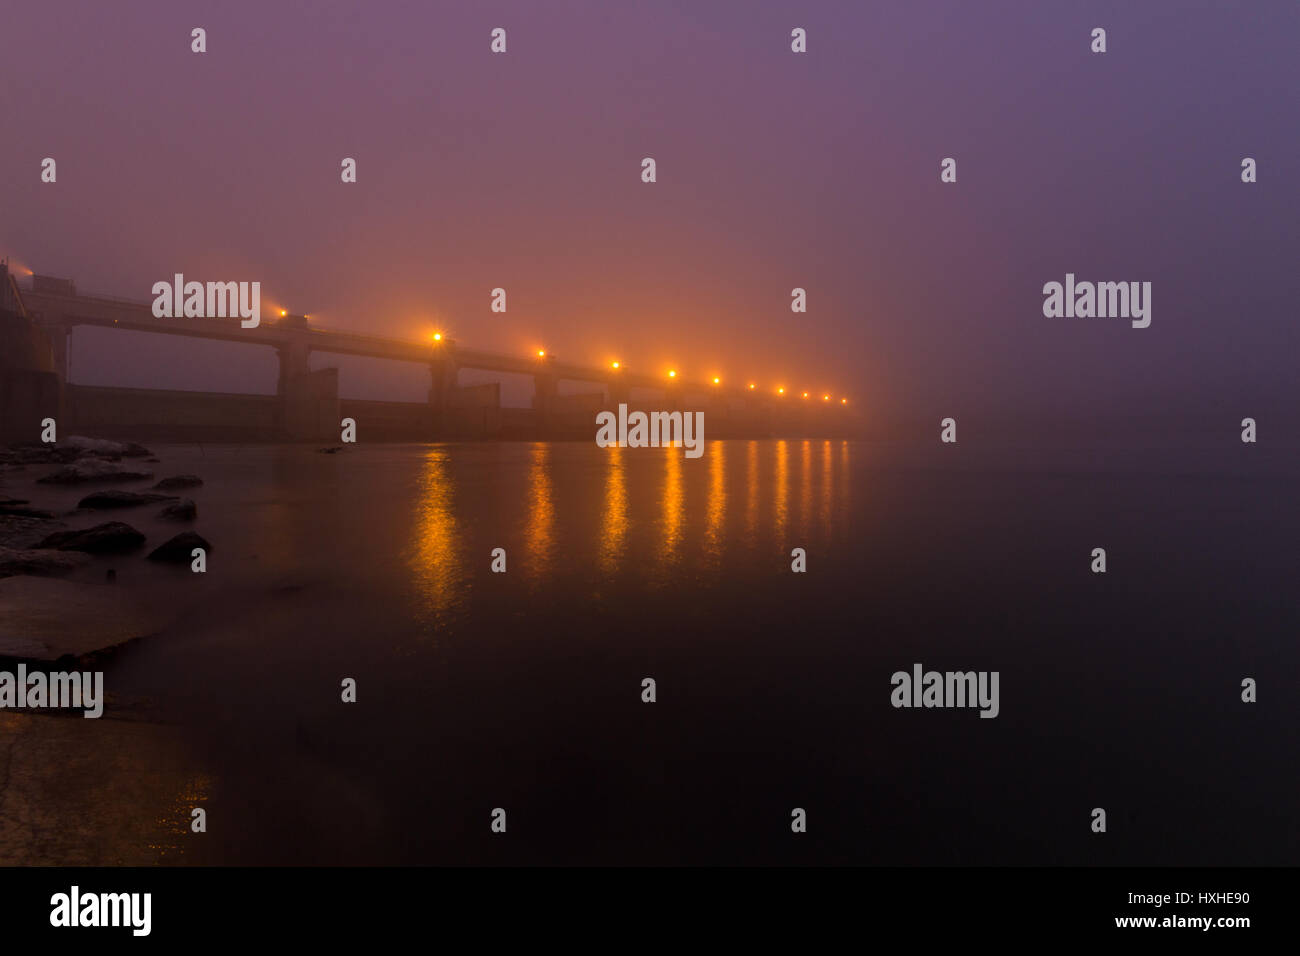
[{"left": 0, "top": 437, "right": 212, "bottom": 661}]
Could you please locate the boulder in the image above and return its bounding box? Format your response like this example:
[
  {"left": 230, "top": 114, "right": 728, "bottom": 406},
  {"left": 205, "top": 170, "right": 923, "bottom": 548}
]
[
  {"left": 0, "top": 546, "right": 91, "bottom": 578},
  {"left": 0, "top": 497, "right": 56, "bottom": 519},
  {"left": 147, "top": 531, "right": 210, "bottom": 563},
  {"left": 0, "top": 514, "right": 67, "bottom": 549},
  {"left": 37, "top": 459, "right": 154, "bottom": 484},
  {"left": 152, "top": 475, "right": 204, "bottom": 491},
  {"left": 38, "top": 521, "right": 147, "bottom": 554},
  {"left": 77, "top": 490, "right": 176, "bottom": 510},
  {"left": 158, "top": 498, "right": 197, "bottom": 521},
  {"left": 61, "top": 436, "right": 153, "bottom": 459}
]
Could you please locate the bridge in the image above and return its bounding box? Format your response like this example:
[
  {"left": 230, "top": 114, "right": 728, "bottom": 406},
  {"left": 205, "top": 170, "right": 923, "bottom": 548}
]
[{"left": 1, "top": 264, "right": 856, "bottom": 443}]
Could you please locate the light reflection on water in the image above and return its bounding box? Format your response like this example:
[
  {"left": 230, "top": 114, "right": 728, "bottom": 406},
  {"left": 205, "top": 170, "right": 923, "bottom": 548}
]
[
  {"left": 524, "top": 442, "right": 555, "bottom": 582},
  {"left": 598, "top": 444, "right": 628, "bottom": 573},
  {"left": 409, "top": 446, "right": 463, "bottom": 619},
  {"left": 406, "top": 439, "right": 852, "bottom": 603}
]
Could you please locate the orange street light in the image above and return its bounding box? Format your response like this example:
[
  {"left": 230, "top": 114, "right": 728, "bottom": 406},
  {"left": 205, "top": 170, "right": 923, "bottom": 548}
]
[
  {"left": 611, "top": 361, "right": 620, "bottom": 369},
  {"left": 712, "top": 377, "right": 720, "bottom": 385},
  {"left": 822, "top": 394, "right": 830, "bottom": 401},
  {"left": 841, "top": 398, "right": 848, "bottom": 405},
  {"left": 777, "top": 387, "right": 785, "bottom": 395},
  {"left": 668, "top": 370, "right": 677, "bottom": 378},
  {"left": 802, "top": 392, "right": 809, "bottom": 399},
  {"left": 747, "top": 383, "right": 756, "bottom": 390},
  {"left": 432, "top": 332, "right": 443, "bottom": 342},
  {"left": 537, "top": 349, "right": 547, "bottom": 358},
  {"left": 279, "top": 309, "right": 287, "bottom": 317}
]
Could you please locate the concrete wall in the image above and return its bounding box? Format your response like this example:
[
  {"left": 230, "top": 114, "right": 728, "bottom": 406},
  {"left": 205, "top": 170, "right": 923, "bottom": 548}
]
[
  {"left": 0, "top": 369, "right": 61, "bottom": 443},
  {"left": 0, "top": 312, "right": 55, "bottom": 372},
  {"left": 338, "top": 399, "right": 432, "bottom": 441},
  {"left": 65, "top": 384, "right": 279, "bottom": 441},
  {"left": 280, "top": 367, "right": 340, "bottom": 442},
  {"left": 0, "top": 309, "right": 62, "bottom": 442}
]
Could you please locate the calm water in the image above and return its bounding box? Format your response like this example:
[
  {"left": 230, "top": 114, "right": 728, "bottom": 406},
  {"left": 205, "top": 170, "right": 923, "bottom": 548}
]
[{"left": 7, "top": 440, "right": 1299, "bottom": 864}]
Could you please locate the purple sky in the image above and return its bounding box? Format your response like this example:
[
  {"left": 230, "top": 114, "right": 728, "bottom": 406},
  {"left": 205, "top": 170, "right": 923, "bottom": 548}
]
[{"left": 4, "top": 0, "right": 1298, "bottom": 432}]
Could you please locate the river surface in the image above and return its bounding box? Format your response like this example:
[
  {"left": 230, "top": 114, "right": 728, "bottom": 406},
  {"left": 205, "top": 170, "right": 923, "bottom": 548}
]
[{"left": 2, "top": 439, "right": 1297, "bottom": 864}]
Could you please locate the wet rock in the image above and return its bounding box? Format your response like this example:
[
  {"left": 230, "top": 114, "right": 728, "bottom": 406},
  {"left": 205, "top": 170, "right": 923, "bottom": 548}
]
[
  {"left": 5, "top": 444, "right": 80, "bottom": 465},
  {"left": 0, "top": 504, "right": 58, "bottom": 519},
  {"left": 37, "top": 459, "right": 154, "bottom": 484},
  {"left": 38, "top": 521, "right": 147, "bottom": 554},
  {"left": 152, "top": 474, "right": 203, "bottom": 491},
  {"left": 0, "top": 576, "right": 170, "bottom": 661},
  {"left": 77, "top": 490, "right": 176, "bottom": 510},
  {"left": 158, "top": 498, "right": 197, "bottom": 521},
  {"left": 61, "top": 435, "right": 153, "bottom": 459},
  {"left": 0, "top": 546, "right": 91, "bottom": 578},
  {"left": 0, "top": 514, "right": 68, "bottom": 549},
  {"left": 0, "top": 497, "right": 57, "bottom": 519},
  {"left": 147, "top": 531, "right": 210, "bottom": 563}
]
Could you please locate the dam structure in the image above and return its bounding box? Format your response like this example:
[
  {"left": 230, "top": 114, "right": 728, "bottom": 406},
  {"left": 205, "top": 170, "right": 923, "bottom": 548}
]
[{"left": 0, "top": 264, "right": 858, "bottom": 443}]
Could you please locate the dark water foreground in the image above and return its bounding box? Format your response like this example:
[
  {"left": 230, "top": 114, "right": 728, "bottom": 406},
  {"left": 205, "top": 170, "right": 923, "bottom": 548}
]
[{"left": 1, "top": 439, "right": 1297, "bottom": 865}]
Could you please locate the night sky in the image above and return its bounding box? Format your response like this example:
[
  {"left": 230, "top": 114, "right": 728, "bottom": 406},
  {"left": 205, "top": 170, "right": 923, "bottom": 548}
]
[{"left": 4, "top": 1, "right": 1297, "bottom": 434}]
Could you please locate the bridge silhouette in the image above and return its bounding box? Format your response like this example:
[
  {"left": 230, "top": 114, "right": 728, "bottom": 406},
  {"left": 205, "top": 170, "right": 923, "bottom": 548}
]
[{"left": 1, "top": 265, "right": 856, "bottom": 443}]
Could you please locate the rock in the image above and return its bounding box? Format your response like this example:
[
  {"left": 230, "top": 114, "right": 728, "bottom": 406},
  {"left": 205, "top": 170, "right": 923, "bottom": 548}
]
[
  {"left": 77, "top": 490, "right": 176, "bottom": 510},
  {"left": 4, "top": 442, "right": 76, "bottom": 464},
  {"left": 38, "top": 521, "right": 147, "bottom": 554},
  {"left": 0, "top": 514, "right": 68, "bottom": 549},
  {"left": 61, "top": 435, "right": 153, "bottom": 459},
  {"left": 158, "top": 498, "right": 197, "bottom": 521},
  {"left": 0, "top": 505, "right": 57, "bottom": 519},
  {"left": 0, "top": 546, "right": 91, "bottom": 578},
  {"left": 147, "top": 531, "right": 210, "bottom": 562},
  {"left": 0, "top": 576, "right": 170, "bottom": 660},
  {"left": 62, "top": 435, "right": 125, "bottom": 455},
  {"left": 0, "top": 497, "right": 56, "bottom": 519},
  {"left": 152, "top": 474, "right": 203, "bottom": 491},
  {"left": 37, "top": 459, "right": 154, "bottom": 484}
]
